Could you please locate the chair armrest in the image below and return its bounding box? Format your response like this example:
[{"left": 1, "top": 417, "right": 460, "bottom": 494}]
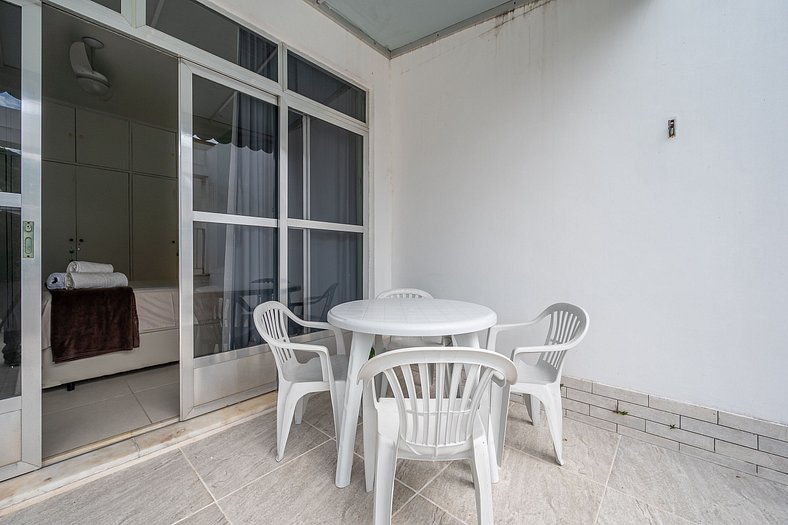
[
  {"left": 283, "top": 342, "right": 336, "bottom": 385},
  {"left": 511, "top": 342, "right": 575, "bottom": 359},
  {"left": 297, "top": 321, "right": 346, "bottom": 356},
  {"left": 487, "top": 321, "right": 540, "bottom": 353},
  {"left": 280, "top": 310, "right": 347, "bottom": 355}
]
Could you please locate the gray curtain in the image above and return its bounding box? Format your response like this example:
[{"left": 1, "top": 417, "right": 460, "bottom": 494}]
[{"left": 221, "top": 29, "right": 278, "bottom": 350}]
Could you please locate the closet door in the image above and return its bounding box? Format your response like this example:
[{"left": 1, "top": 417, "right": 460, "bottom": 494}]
[
  {"left": 75, "top": 110, "right": 129, "bottom": 170},
  {"left": 41, "top": 162, "right": 76, "bottom": 277},
  {"left": 132, "top": 123, "right": 176, "bottom": 178},
  {"left": 42, "top": 101, "right": 74, "bottom": 163},
  {"left": 75, "top": 167, "right": 130, "bottom": 275},
  {"left": 132, "top": 174, "right": 177, "bottom": 282}
]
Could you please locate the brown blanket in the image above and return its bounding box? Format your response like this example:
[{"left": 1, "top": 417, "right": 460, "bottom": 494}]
[{"left": 50, "top": 287, "right": 140, "bottom": 363}]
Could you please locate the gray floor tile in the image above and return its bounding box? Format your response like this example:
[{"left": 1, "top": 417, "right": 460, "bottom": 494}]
[
  {"left": 125, "top": 364, "right": 179, "bottom": 393},
  {"left": 135, "top": 382, "right": 179, "bottom": 423},
  {"left": 597, "top": 488, "right": 696, "bottom": 524},
  {"left": 219, "top": 441, "right": 414, "bottom": 524},
  {"left": 352, "top": 406, "right": 452, "bottom": 491},
  {"left": 608, "top": 436, "right": 788, "bottom": 524},
  {"left": 302, "top": 391, "right": 357, "bottom": 437},
  {"left": 181, "top": 411, "right": 330, "bottom": 499},
  {"left": 420, "top": 446, "right": 604, "bottom": 524},
  {"left": 505, "top": 402, "right": 620, "bottom": 484},
  {"left": 42, "top": 374, "right": 132, "bottom": 415},
  {"left": 176, "top": 504, "right": 228, "bottom": 525},
  {"left": 393, "top": 495, "right": 464, "bottom": 525},
  {"left": 1, "top": 451, "right": 212, "bottom": 525},
  {"left": 42, "top": 393, "right": 151, "bottom": 458}
]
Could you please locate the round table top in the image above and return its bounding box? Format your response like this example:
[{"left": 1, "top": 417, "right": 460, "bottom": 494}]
[{"left": 328, "top": 298, "right": 497, "bottom": 337}]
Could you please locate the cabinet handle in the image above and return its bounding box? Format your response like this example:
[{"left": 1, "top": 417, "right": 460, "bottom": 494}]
[{"left": 69, "top": 238, "right": 74, "bottom": 242}]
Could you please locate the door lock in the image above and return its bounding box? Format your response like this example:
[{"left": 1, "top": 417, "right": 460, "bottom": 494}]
[{"left": 23, "top": 221, "right": 34, "bottom": 259}]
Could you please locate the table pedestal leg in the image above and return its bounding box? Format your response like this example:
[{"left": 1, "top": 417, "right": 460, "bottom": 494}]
[{"left": 336, "top": 331, "right": 374, "bottom": 488}]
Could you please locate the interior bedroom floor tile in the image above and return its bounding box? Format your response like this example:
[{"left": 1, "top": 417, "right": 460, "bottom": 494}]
[
  {"left": 42, "top": 393, "right": 152, "bottom": 458},
  {"left": 42, "top": 374, "right": 132, "bottom": 415},
  {"left": 134, "top": 382, "right": 179, "bottom": 423},
  {"left": 0, "top": 451, "right": 212, "bottom": 525},
  {"left": 608, "top": 436, "right": 788, "bottom": 524},
  {"left": 124, "top": 363, "right": 179, "bottom": 393}
]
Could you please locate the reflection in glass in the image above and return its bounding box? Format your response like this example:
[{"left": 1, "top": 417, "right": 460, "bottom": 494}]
[
  {"left": 0, "top": 1, "right": 22, "bottom": 194},
  {"left": 0, "top": 208, "right": 21, "bottom": 400},
  {"left": 192, "top": 75, "right": 278, "bottom": 218},
  {"left": 287, "top": 52, "right": 365, "bottom": 122},
  {"left": 193, "top": 222, "right": 276, "bottom": 358},
  {"left": 147, "top": 0, "right": 277, "bottom": 81},
  {"left": 288, "top": 228, "right": 361, "bottom": 330},
  {"left": 288, "top": 111, "right": 362, "bottom": 225}
]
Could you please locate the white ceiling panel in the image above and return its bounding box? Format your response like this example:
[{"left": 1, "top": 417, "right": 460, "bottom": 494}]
[{"left": 313, "top": 0, "right": 523, "bottom": 56}]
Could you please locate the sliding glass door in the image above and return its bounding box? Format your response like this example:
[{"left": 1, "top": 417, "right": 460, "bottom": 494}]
[
  {"left": 179, "top": 62, "right": 279, "bottom": 418},
  {"left": 0, "top": 0, "right": 42, "bottom": 482}
]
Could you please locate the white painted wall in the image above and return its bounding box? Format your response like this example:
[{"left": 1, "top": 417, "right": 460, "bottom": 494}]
[
  {"left": 216, "top": 0, "right": 394, "bottom": 295},
  {"left": 390, "top": 0, "right": 788, "bottom": 424}
]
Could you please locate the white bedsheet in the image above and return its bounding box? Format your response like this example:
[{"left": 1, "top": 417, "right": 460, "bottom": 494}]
[{"left": 41, "top": 286, "right": 179, "bottom": 350}]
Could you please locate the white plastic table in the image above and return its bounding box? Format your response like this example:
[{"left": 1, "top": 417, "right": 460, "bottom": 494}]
[{"left": 328, "top": 298, "right": 498, "bottom": 488}]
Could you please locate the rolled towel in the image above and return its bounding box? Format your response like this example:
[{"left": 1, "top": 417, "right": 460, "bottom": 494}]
[
  {"left": 66, "top": 261, "right": 114, "bottom": 274},
  {"left": 46, "top": 272, "right": 68, "bottom": 290},
  {"left": 66, "top": 272, "right": 128, "bottom": 290}
]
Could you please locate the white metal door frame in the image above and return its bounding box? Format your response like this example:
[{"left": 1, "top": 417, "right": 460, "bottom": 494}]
[{"left": 0, "top": 0, "right": 42, "bottom": 482}]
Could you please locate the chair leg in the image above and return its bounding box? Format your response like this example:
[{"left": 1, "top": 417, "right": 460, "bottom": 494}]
[
  {"left": 471, "top": 422, "right": 494, "bottom": 525},
  {"left": 543, "top": 389, "right": 564, "bottom": 466},
  {"left": 526, "top": 394, "right": 541, "bottom": 426},
  {"left": 294, "top": 395, "right": 308, "bottom": 425},
  {"left": 363, "top": 382, "right": 378, "bottom": 492},
  {"left": 276, "top": 383, "right": 300, "bottom": 462},
  {"left": 373, "top": 434, "right": 398, "bottom": 525}
]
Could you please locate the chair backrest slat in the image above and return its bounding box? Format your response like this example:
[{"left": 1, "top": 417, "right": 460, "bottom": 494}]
[
  {"left": 254, "top": 301, "right": 323, "bottom": 381},
  {"left": 537, "top": 303, "right": 589, "bottom": 373},
  {"left": 377, "top": 288, "right": 434, "bottom": 299},
  {"left": 360, "top": 348, "right": 517, "bottom": 457}
]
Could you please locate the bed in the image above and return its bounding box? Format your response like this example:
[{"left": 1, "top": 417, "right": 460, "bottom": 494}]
[{"left": 41, "top": 286, "right": 180, "bottom": 388}]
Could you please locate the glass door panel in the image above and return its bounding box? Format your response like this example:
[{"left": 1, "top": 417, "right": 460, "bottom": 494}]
[
  {"left": 0, "top": 0, "right": 42, "bottom": 482},
  {"left": 180, "top": 62, "right": 278, "bottom": 418}
]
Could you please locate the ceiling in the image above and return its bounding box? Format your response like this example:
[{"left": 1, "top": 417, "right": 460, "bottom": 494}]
[
  {"left": 309, "top": 0, "right": 527, "bottom": 56},
  {"left": 43, "top": 5, "right": 178, "bottom": 130}
]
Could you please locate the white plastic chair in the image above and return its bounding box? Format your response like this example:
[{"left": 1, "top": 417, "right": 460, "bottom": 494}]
[
  {"left": 253, "top": 301, "right": 348, "bottom": 461},
  {"left": 376, "top": 288, "right": 434, "bottom": 300},
  {"left": 487, "top": 303, "right": 589, "bottom": 466},
  {"left": 359, "top": 347, "right": 517, "bottom": 525},
  {"left": 376, "top": 288, "right": 450, "bottom": 349}
]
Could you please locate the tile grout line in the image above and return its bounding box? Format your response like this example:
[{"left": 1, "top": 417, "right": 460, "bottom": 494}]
[
  {"left": 391, "top": 462, "right": 460, "bottom": 521},
  {"left": 213, "top": 436, "right": 335, "bottom": 506},
  {"left": 177, "top": 448, "right": 236, "bottom": 525},
  {"left": 592, "top": 486, "right": 608, "bottom": 525},
  {"left": 603, "top": 433, "right": 622, "bottom": 488},
  {"left": 415, "top": 491, "right": 471, "bottom": 525}
]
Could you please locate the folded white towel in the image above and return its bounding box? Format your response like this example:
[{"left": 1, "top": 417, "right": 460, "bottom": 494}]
[
  {"left": 46, "top": 273, "right": 67, "bottom": 290},
  {"left": 66, "top": 261, "right": 114, "bottom": 274},
  {"left": 66, "top": 272, "right": 128, "bottom": 290}
]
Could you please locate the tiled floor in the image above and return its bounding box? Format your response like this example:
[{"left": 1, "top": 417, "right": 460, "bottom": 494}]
[
  {"left": 6, "top": 393, "right": 788, "bottom": 524},
  {"left": 42, "top": 364, "right": 179, "bottom": 458}
]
